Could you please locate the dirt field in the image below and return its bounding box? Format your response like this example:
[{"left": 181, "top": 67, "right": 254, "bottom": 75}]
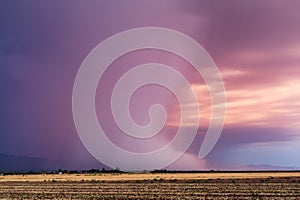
[{"left": 0, "top": 172, "right": 299, "bottom": 199}]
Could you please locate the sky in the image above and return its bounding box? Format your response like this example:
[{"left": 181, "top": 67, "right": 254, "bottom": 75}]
[{"left": 0, "top": 0, "right": 300, "bottom": 171}]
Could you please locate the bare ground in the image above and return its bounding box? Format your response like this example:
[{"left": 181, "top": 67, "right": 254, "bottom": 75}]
[{"left": 0, "top": 172, "right": 299, "bottom": 199}]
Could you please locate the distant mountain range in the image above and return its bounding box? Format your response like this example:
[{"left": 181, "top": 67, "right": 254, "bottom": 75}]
[
  {"left": 0, "top": 153, "right": 63, "bottom": 172},
  {"left": 0, "top": 153, "right": 299, "bottom": 172},
  {"left": 0, "top": 153, "right": 104, "bottom": 173},
  {"left": 235, "top": 164, "right": 300, "bottom": 171}
]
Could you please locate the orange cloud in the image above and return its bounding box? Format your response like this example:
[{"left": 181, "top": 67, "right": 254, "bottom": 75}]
[{"left": 167, "top": 68, "right": 300, "bottom": 130}]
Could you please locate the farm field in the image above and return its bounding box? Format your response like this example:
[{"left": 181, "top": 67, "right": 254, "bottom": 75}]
[{"left": 0, "top": 172, "right": 299, "bottom": 199}]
